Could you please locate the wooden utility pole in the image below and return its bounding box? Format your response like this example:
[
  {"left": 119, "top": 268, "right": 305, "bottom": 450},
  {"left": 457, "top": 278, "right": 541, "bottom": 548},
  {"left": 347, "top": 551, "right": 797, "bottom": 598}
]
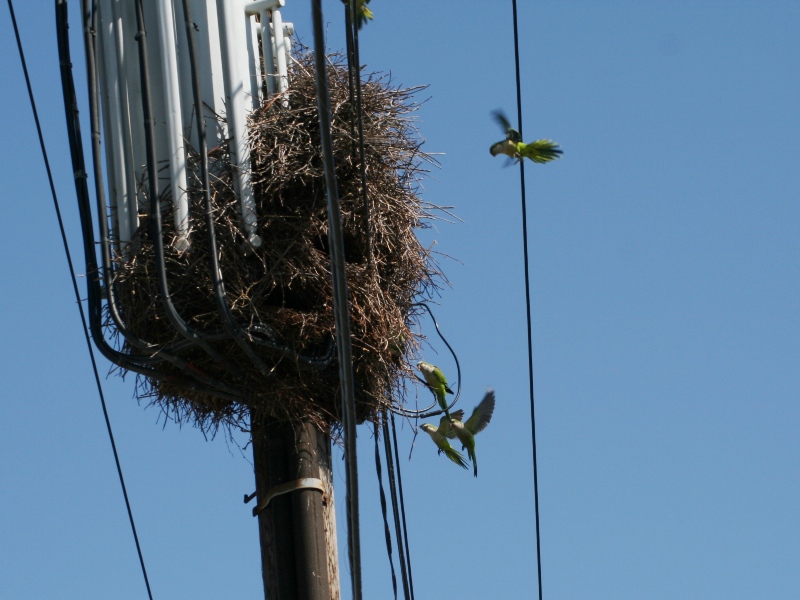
[{"left": 251, "top": 413, "right": 341, "bottom": 599}]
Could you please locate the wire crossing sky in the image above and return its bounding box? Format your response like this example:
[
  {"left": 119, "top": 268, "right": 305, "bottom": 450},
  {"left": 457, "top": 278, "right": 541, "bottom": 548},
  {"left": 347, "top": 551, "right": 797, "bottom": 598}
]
[
  {"left": 8, "top": 1, "right": 154, "bottom": 597},
  {"left": 510, "top": 0, "right": 546, "bottom": 597}
]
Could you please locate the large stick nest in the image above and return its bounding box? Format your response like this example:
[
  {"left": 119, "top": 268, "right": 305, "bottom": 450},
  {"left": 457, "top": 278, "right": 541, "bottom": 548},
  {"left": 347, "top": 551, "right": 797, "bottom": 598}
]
[{"left": 109, "top": 53, "right": 445, "bottom": 434}]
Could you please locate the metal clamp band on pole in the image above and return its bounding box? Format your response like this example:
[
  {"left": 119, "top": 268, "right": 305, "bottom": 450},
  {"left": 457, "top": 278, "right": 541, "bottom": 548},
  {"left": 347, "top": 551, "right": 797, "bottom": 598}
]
[{"left": 251, "top": 477, "right": 327, "bottom": 516}]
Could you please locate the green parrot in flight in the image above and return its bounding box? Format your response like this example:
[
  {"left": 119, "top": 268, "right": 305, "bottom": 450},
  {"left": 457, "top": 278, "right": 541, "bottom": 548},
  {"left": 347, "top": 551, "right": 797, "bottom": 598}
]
[
  {"left": 356, "top": 0, "right": 373, "bottom": 29},
  {"left": 490, "top": 110, "right": 562, "bottom": 164},
  {"left": 417, "top": 361, "right": 455, "bottom": 421},
  {"left": 420, "top": 410, "right": 468, "bottom": 470},
  {"left": 450, "top": 389, "right": 496, "bottom": 477}
]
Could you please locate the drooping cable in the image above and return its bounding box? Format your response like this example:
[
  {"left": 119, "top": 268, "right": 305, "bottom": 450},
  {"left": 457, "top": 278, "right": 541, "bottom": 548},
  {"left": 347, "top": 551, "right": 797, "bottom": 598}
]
[
  {"left": 82, "top": 0, "right": 245, "bottom": 400},
  {"left": 129, "top": 0, "right": 240, "bottom": 376},
  {"left": 310, "top": 1, "right": 363, "bottom": 596},
  {"left": 11, "top": 2, "right": 154, "bottom": 597},
  {"left": 57, "top": 0, "right": 242, "bottom": 403},
  {"left": 382, "top": 416, "right": 411, "bottom": 600},
  {"left": 177, "top": 0, "right": 274, "bottom": 380},
  {"left": 390, "top": 302, "right": 462, "bottom": 418},
  {"left": 511, "top": 1, "right": 544, "bottom": 598},
  {"left": 374, "top": 423, "right": 399, "bottom": 600},
  {"left": 389, "top": 411, "right": 415, "bottom": 600}
]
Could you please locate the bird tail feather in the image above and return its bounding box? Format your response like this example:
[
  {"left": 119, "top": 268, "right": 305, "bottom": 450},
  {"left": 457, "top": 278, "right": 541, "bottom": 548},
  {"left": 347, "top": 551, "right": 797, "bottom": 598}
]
[
  {"left": 444, "top": 447, "right": 469, "bottom": 470},
  {"left": 521, "top": 140, "right": 563, "bottom": 164}
]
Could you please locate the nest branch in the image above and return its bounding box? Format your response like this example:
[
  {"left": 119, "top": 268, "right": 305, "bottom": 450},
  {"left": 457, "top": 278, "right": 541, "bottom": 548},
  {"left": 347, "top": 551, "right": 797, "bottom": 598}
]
[{"left": 108, "top": 52, "right": 448, "bottom": 435}]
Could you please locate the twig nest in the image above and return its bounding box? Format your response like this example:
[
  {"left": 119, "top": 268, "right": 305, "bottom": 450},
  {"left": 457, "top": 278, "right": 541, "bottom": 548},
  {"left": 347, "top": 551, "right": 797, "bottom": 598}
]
[{"left": 111, "top": 53, "right": 443, "bottom": 434}]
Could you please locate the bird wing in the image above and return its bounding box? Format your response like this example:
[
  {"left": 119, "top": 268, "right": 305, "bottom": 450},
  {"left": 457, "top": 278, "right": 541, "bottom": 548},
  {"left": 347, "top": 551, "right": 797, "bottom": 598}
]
[
  {"left": 492, "top": 110, "right": 521, "bottom": 143},
  {"left": 438, "top": 414, "right": 451, "bottom": 437},
  {"left": 465, "top": 390, "right": 496, "bottom": 435},
  {"left": 519, "top": 140, "right": 563, "bottom": 164},
  {"left": 440, "top": 409, "right": 464, "bottom": 439},
  {"left": 431, "top": 365, "right": 448, "bottom": 386},
  {"left": 492, "top": 110, "right": 512, "bottom": 134},
  {"left": 418, "top": 362, "right": 442, "bottom": 390},
  {"left": 492, "top": 110, "right": 511, "bottom": 133}
]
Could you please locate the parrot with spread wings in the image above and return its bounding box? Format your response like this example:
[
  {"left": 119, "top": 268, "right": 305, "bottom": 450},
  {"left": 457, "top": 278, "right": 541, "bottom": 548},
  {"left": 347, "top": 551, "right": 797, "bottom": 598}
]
[{"left": 490, "top": 110, "right": 562, "bottom": 164}]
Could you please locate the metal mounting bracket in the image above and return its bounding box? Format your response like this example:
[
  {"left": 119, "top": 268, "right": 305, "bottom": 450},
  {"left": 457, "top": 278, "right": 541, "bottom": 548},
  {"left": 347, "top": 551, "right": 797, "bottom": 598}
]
[{"left": 250, "top": 477, "right": 327, "bottom": 516}]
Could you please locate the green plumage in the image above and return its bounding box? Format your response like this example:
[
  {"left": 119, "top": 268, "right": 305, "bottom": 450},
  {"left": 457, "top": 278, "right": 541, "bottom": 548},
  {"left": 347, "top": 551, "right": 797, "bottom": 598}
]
[
  {"left": 356, "top": 0, "right": 373, "bottom": 29},
  {"left": 490, "top": 110, "right": 562, "bottom": 164},
  {"left": 450, "top": 390, "right": 496, "bottom": 477},
  {"left": 420, "top": 410, "right": 468, "bottom": 470},
  {"left": 417, "top": 361, "right": 455, "bottom": 422}
]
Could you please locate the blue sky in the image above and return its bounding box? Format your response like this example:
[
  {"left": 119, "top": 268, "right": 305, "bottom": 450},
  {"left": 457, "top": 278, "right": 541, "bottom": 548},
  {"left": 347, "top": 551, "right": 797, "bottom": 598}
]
[{"left": 2, "top": 1, "right": 800, "bottom": 598}]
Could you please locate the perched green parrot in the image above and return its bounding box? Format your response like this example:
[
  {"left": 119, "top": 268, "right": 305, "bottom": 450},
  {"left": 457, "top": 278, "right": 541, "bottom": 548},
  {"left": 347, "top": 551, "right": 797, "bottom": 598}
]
[
  {"left": 356, "top": 0, "right": 373, "bottom": 29},
  {"left": 420, "top": 410, "right": 468, "bottom": 469},
  {"left": 388, "top": 332, "right": 406, "bottom": 360},
  {"left": 417, "top": 361, "right": 455, "bottom": 421},
  {"left": 450, "top": 389, "right": 496, "bottom": 477},
  {"left": 490, "top": 111, "right": 562, "bottom": 164}
]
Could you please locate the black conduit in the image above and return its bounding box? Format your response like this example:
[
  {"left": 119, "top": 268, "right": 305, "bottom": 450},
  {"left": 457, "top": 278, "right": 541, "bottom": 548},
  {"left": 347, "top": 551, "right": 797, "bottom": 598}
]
[
  {"left": 390, "top": 302, "right": 462, "bottom": 419},
  {"left": 382, "top": 416, "right": 410, "bottom": 600},
  {"left": 344, "top": 0, "right": 372, "bottom": 265},
  {"left": 177, "top": 0, "right": 274, "bottom": 379},
  {"left": 390, "top": 412, "right": 415, "bottom": 600},
  {"left": 130, "top": 0, "right": 234, "bottom": 367},
  {"left": 82, "top": 0, "right": 245, "bottom": 398},
  {"left": 310, "top": 0, "right": 363, "bottom": 596},
  {"left": 60, "top": 0, "right": 171, "bottom": 379},
  {"left": 374, "top": 423, "right": 399, "bottom": 600}
]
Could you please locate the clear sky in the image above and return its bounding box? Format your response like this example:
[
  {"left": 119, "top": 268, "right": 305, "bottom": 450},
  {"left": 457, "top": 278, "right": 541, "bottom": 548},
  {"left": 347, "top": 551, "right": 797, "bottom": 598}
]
[{"left": 2, "top": 1, "right": 800, "bottom": 598}]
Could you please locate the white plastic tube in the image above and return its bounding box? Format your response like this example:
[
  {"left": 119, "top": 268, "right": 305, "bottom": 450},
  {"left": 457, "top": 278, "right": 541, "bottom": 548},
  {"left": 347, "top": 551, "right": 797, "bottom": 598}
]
[
  {"left": 155, "top": 0, "right": 191, "bottom": 251},
  {"left": 271, "top": 7, "right": 288, "bottom": 96},
  {"left": 113, "top": 0, "right": 143, "bottom": 244},
  {"left": 245, "top": 10, "right": 263, "bottom": 105},
  {"left": 245, "top": 0, "right": 284, "bottom": 99},
  {"left": 217, "top": 0, "right": 261, "bottom": 248},
  {"left": 111, "top": 0, "right": 141, "bottom": 250},
  {"left": 260, "top": 7, "right": 277, "bottom": 97},
  {"left": 97, "top": 0, "right": 130, "bottom": 251}
]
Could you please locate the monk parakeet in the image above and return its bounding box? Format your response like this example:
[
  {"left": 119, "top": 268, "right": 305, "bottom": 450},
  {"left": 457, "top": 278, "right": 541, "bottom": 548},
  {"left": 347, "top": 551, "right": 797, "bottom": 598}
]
[
  {"left": 417, "top": 361, "right": 455, "bottom": 421},
  {"left": 490, "top": 111, "right": 562, "bottom": 164},
  {"left": 389, "top": 333, "right": 406, "bottom": 360},
  {"left": 450, "top": 389, "right": 496, "bottom": 477},
  {"left": 420, "top": 410, "right": 468, "bottom": 469},
  {"left": 356, "top": 0, "right": 373, "bottom": 29}
]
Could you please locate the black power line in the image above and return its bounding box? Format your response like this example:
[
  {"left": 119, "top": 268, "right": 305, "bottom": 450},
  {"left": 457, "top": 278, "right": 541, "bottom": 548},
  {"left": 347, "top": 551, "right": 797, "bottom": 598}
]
[
  {"left": 382, "top": 416, "right": 411, "bottom": 600},
  {"left": 374, "top": 423, "right": 399, "bottom": 599},
  {"left": 373, "top": 415, "right": 416, "bottom": 600},
  {"left": 344, "top": 0, "right": 373, "bottom": 266},
  {"left": 390, "top": 303, "right": 463, "bottom": 419},
  {"left": 389, "top": 412, "right": 415, "bottom": 600},
  {"left": 8, "top": 1, "right": 154, "bottom": 597},
  {"left": 310, "top": 0, "right": 363, "bottom": 597},
  {"left": 342, "top": 7, "right": 415, "bottom": 598},
  {"left": 511, "top": 1, "right": 544, "bottom": 599}
]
